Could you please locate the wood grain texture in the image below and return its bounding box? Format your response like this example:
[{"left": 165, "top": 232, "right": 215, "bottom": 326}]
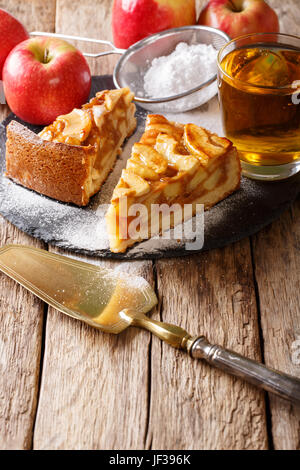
[
  {"left": 0, "top": 0, "right": 299, "bottom": 451},
  {"left": 0, "top": 0, "right": 56, "bottom": 32},
  {"left": 56, "top": 0, "right": 118, "bottom": 75},
  {"left": 252, "top": 200, "right": 300, "bottom": 450},
  {"left": 270, "top": 0, "right": 300, "bottom": 35},
  {"left": 33, "top": 0, "right": 152, "bottom": 450},
  {"left": 251, "top": 1, "right": 300, "bottom": 451},
  {"left": 0, "top": 0, "right": 56, "bottom": 449},
  {"left": 0, "top": 220, "right": 45, "bottom": 450},
  {"left": 149, "top": 241, "right": 268, "bottom": 450},
  {"left": 33, "top": 252, "right": 154, "bottom": 449}
]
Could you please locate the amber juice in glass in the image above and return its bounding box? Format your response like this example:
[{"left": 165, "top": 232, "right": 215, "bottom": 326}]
[{"left": 217, "top": 33, "right": 300, "bottom": 180}]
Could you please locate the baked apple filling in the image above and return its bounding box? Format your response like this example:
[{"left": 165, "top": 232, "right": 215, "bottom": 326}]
[{"left": 106, "top": 114, "right": 241, "bottom": 253}]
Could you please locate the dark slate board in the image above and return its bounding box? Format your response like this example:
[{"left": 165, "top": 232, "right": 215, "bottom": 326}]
[{"left": 0, "top": 75, "right": 299, "bottom": 259}]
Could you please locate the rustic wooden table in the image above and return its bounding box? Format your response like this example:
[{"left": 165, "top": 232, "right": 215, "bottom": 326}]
[{"left": 0, "top": 0, "right": 299, "bottom": 450}]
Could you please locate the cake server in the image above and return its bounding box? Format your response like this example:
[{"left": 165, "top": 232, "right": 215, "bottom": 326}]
[{"left": 0, "top": 244, "right": 299, "bottom": 405}]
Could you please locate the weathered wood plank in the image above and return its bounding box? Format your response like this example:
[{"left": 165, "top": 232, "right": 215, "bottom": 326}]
[
  {"left": 252, "top": 199, "right": 300, "bottom": 450},
  {"left": 34, "top": 251, "right": 154, "bottom": 449},
  {"left": 55, "top": 0, "right": 118, "bottom": 76},
  {"left": 251, "top": 0, "right": 300, "bottom": 451},
  {"left": 0, "top": 0, "right": 56, "bottom": 33},
  {"left": 271, "top": 0, "right": 300, "bottom": 35},
  {"left": 149, "top": 241, "right": 268, "bottom": 450},
  {"left": 1, "top": 0, "right": 298, "bottom": 451},
  {"left": 0, "top": 0, "right": 56, "bottom": 450},
  {"left": 0, "top": 221, "right": 45, "bottom": 450},
  {"left": 33, "top": 0, "right": 152, "bottom": 449}
]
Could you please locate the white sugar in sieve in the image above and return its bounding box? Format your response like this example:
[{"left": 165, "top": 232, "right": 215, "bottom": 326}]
[{"left": 30, "top": 26, "right": 230, "bottom": 113}]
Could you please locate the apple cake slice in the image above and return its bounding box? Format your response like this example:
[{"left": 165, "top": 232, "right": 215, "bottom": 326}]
[
  {"left": 5, "top": 88, "right": 136, "bottom": 206},
  {"left": 106, "top": 114, "right": 241, "bottom": 253}
]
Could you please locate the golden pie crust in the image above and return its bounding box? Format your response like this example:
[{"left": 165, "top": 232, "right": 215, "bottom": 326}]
[{"left": 5, "top": 88, "right": 136, "bottom": 206}]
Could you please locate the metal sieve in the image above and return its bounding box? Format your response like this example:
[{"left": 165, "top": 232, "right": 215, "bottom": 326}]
[{"left": 31, "top": 26, "right": 230, "bottom": 113}]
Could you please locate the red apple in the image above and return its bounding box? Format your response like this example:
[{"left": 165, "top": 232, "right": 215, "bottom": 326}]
[
  {"left": 3, "top": 37, "right": 91, "bottom": 125},
  {"left": 198, "top": 0, "right": 279, "bottom": 39},
  {"left": 112, "top": 0, "right": 196, "bottom": 49},
  {"left": 0, "top": 8, "right": 29, "bottom": 78}
]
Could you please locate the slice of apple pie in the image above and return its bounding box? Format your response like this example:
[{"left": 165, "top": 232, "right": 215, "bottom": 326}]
[
  {"left": 5, "top": 88, "right": 136, "bottom": 206},
  {"left": 106, "top": 114, "right": 241, "bottom": 253}
]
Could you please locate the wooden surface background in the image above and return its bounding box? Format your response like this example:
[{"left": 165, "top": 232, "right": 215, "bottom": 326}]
[{"left": 0, "top": 0, "right": 299, "bottom": 450}]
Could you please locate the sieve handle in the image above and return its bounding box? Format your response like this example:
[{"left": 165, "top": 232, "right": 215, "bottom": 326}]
[{"left": 30, "top": 31, "right": 125, "bottom": 58}]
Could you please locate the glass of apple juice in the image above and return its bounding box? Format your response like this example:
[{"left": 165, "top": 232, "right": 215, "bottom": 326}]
[{"left": 217, "top": 33, "right": 300, "bottom": 180}]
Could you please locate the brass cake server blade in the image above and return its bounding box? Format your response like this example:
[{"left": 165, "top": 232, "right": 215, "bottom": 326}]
[{"left": 0, "top": 244, "right": 299, "bottom": 405}]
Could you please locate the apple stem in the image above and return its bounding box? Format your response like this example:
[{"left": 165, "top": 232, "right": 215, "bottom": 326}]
[
  {"left": 43, "top": 48, "right": 49, "bottom": 64},
  {"left": 228, "top": 0, "right": 239, "bottom": 12}
]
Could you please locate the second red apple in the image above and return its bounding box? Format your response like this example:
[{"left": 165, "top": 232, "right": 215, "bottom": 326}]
[
  {"left": 112, "top": 0, "right": 196, "bottom": 49},
  {"left": 198, "top": 0, "right": 279, "bottom": 39}
]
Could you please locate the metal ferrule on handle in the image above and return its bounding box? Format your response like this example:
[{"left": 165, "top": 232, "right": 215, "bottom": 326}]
[{"left": 188, "top": 336, "right": 300, "bottom": 405}]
